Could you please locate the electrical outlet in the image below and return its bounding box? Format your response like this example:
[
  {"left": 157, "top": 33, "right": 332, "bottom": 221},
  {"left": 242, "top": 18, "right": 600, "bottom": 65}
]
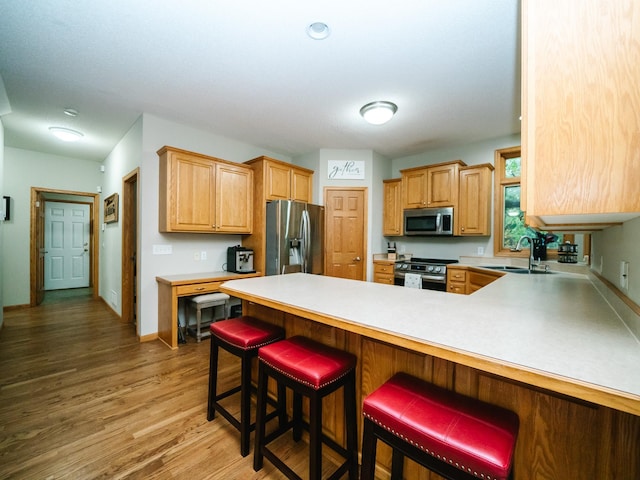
[
  {"left": 477, "top": 247, "right": 484, "bottom": 256},
  {"left": 193, "top": 252, "right": 200, "bottom": 261},
  {"left": 201, "top": 251, "right": 207, "bottom": 261}
]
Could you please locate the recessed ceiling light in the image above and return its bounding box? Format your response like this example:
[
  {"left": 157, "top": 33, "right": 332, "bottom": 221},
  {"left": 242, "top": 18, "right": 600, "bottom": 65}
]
[
  {"left": 359, "top": 101, "right": 398, "bottom": 125},
  {"left": 307, "top": 22, "right": 330, "bottom": 40},
  {"left": 49, "top": 126, "right": 84, "bottom": 142}
]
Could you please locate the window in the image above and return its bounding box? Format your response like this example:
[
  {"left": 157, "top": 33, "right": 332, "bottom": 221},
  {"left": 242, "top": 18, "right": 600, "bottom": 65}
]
[{"left": 494, "top": 146, "right": 567, "bottom": 258}]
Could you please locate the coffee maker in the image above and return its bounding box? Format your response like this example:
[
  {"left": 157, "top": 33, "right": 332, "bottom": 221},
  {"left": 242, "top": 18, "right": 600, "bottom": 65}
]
[{"left": 227, "top": 246, "right": 255, "bottom": 273}]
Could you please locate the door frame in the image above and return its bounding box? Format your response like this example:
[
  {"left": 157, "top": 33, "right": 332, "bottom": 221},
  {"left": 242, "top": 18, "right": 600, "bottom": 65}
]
[
  {"left": 121, "top": 168, "right": 139, "bottom": 329},
  {"left": 30, "top": 187, "right": 100, "bottom": 306}
]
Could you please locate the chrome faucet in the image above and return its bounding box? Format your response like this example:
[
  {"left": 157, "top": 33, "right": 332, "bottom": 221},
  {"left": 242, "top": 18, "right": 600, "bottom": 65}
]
[{"left": 511, "top": 235, "right": 540, "bottom": 272}]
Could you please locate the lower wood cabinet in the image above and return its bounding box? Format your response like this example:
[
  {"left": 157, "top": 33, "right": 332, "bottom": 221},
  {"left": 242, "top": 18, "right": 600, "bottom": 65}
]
[
  {"left": 373, "top": 260, "right": 396, "bottom": 285},
  {"left": 447, "top": 266, "right": 502, "bottom": 294}
]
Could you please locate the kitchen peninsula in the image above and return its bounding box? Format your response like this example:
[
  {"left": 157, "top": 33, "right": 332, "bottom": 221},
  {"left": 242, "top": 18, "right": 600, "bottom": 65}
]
[{"left": 220, "top": 272, "right": 640, "bottom": 480}]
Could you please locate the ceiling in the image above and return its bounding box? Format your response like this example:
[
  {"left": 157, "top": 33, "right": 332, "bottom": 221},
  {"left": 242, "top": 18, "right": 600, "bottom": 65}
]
[{"left": 0, "top": 1, "right": 521, "bottom": 163}]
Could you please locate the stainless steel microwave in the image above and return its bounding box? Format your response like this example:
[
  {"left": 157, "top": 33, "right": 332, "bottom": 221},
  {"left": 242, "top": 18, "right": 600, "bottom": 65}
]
[{"left": 403, "top": 207, "right": 454, "bottom": 236}]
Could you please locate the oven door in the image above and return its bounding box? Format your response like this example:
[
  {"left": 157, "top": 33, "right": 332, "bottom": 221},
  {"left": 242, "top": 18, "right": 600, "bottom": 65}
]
[{"left": 394, "top": 273, "right": 446, "bottom": 291}]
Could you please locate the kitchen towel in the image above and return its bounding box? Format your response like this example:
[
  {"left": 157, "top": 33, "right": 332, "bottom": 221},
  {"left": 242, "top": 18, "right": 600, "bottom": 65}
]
[{"left": 404, "top": 273, "right": 422, "bottom": 289}]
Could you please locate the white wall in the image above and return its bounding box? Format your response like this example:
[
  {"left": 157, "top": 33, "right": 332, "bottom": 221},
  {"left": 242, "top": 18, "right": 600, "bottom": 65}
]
[
  {"left": 388, "top": 134, "right": 521, "bottom": 260},
  {"left": 2, "top": 147, "right": 102, "bottom": 306},
  {"left": 591, "top": 217, "right": 640, "bottom": 306},
  {"left": 99, "top": 117, "right": 143, "bottom": 314}
]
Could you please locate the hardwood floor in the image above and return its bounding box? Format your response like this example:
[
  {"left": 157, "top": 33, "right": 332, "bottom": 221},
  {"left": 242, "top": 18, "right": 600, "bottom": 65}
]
[{"left": 0, "top": 294, "right": 344, "bottom": 479}]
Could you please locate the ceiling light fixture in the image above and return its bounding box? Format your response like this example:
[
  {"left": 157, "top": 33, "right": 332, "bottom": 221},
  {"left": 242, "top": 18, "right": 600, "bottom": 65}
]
[
  {"left": 359, "top": 101, "right": 398, "bottom": 125},
  {"left": 49, "top": 126, "right": 84, "bottom": 142},
  {"left": 307, "top": 22, "right": 330, "bottom": 40}
]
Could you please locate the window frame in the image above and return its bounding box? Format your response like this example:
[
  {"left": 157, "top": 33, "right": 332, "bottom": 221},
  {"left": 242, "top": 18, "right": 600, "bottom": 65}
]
[{"left": 493, "top": 146, "right": 527, "bottom": 258}]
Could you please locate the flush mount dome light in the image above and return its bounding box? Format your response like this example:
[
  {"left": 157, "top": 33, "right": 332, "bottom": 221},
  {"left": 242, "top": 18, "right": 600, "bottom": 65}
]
[
  {"left": 307, "top": 22, "right": 330, "bottom": 40},
  {"left": 360, "top": 101, "right": 398, "bottom": 125},
  {"left": 49, "top": 126, "right": 84, "bottom": 142}
]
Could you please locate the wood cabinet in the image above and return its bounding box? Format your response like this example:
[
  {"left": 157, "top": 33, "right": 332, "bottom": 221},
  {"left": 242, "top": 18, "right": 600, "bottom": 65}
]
[
  {"left": 522, "top": 0, "right": 640, "bottom": 226},
  {"left": 447, "top": 266, "right": 502, "bottom": 295},
  {"left": 373, "top": 259, "right": 396, "bottom": 285},
  {"left": 447, "top": 267, "right": 467, "bottom": 294},
  {"left": 457, "top": 164, "right": 494, "bottom": 236},
  {"left": 382, "top": 179, "right": 402, "bottom": 236},
  {"left": 158, "top": 146, "right": 253, "bottom": 233},
  {"left": 401, "top": 160, "right": 465, "bottom": 209},
  {"left": 243, "top": 156, "right": 314, "bottom": 273},
  {"left": 246, "top": 156, "right": 313, "bottom": 203}
]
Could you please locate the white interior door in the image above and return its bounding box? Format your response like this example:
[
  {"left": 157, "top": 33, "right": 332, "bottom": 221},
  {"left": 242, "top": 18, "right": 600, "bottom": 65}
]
[{"left": 44, "top": 201, "right": 90, "bottom": 290}]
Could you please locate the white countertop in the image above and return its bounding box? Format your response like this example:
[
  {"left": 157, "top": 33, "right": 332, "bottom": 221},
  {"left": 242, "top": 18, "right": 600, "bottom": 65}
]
[{"left": 221, "top": 271, "right": 640, "bottom": 415}]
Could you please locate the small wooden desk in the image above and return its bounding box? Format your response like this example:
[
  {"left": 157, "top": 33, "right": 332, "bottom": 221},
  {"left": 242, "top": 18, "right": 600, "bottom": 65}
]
[{"left": 156, "top": 271, "right": 261, "bottom": 349}]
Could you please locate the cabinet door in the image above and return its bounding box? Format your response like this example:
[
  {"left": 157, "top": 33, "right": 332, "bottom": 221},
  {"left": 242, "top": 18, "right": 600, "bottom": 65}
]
[
  {"left": 265, "top": 161, "right": 291, "bottom": 201},
  {"left": 523, "top": 0, "right": 640, "bottom": 219},
  {"left": 215, "top": 163, "right": 253, "bottom": 233},
  {"left": 458, "top": 166, "right": 493, "bottom": 235},
  {"left": 169, "top": 152, "right": 216, "bottom": 232},
  {"left": 426, "top": 163, "right": 458, "bottom": 207},
  {"left": 291, "top": 168, "right": 312, "bottom": 203},
  {"left": 383, "top": 179, "right": 403, "bottom": 236},
  {"left": 402, "top": 169, "right": 428, "bottom": 209}
]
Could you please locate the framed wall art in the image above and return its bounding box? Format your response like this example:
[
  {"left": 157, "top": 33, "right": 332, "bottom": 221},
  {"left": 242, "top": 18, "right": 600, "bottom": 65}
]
[{"left": 104, "top": 193, "right": 119, "bottom": 223}]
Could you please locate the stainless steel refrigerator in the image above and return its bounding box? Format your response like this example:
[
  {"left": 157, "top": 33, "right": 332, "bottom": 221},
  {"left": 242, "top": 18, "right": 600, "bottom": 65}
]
[{"left": 265, "top": 200, "right": 324, "bottom": 276}]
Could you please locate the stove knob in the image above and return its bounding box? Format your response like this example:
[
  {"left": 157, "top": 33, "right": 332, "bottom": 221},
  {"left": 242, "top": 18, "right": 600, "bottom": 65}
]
[
  {"left": 427, "top": 266, "right": 434, "bottom": 272},
  {"left": 434, "top": 266, "right": 442, "bottom": 273}
]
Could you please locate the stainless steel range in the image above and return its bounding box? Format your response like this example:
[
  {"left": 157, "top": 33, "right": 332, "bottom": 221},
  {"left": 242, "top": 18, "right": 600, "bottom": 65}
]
[{"left": 394, "top": 257, "right": 459, "bottom": 291}]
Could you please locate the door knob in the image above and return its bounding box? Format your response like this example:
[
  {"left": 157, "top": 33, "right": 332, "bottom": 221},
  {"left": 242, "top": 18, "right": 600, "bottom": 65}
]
[{"left": 353, "top": 256, "right": 361, "bottom": 262}]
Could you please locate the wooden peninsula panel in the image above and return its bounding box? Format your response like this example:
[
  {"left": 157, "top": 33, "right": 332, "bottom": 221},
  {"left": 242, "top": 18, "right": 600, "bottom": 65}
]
[{"left": 223, "top": 274, "right": 640, "bottom": 480}]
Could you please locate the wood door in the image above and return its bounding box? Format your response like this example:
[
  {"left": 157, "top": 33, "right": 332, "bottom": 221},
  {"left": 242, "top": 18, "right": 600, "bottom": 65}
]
[
  {"left": 458, "top": 165, "right": 493, "bottom": 235},
  {"left": 264, "top": 160, "right": 291, "bottom": 201},
  {"left": 382, "top": 179, "right": 402, "bottom": 236},
  {"left": 426, "top": 163, "right": 458, "bottom": 207},
  {"left": 324, "top": 188, "right": 367, "bottom": 281},
  {"left": 215, "top": 162, "right": 253, "bottom": 233},
  {"left": 122, "top": 168, "right": 138, "bottom": 326},
  {"left": 291, "top": 168, "right": 312, "bottom": 203},
  {"left": 402, "top": 168, "right": 427, "bottom": 208}
]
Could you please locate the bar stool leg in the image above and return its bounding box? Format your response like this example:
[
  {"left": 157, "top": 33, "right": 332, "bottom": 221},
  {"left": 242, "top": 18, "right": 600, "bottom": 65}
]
[
  {"left": 253, "top": 361, "right": 268, "bottom": 472},
  {"left": 391, "top": 449, "right": 404, "bottom": 479},
  {"left": 239, "top": 349, "right": 252, "bottom": 456},
  {"left": 344, "top": 370, "right": 358, "bottom": 480},
  {"left": 207, "top": 338, "right": 219, "bottom": 421},
  {"left": 292, "top": 391, "right": 303, "bottom": 441},
  {"left": 196, "top": 304, "right": 202, "bottom": 342},
  {"left": 309, "top": 392, "right": 322, "bottom": 480},
  {"left": 360, "top": 419, "right": 377, "bottom": 480}
]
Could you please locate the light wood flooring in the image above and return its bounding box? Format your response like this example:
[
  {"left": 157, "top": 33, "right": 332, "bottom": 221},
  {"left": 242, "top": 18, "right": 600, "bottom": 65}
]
[{"left": 0, "top": 292, "right": 346, "bottom": 479}]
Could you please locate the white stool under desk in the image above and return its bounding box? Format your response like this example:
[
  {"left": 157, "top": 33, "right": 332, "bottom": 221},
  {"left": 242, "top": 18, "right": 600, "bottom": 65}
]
[{"left": 187, "top": 293, "right": 230, "bottom": 342}]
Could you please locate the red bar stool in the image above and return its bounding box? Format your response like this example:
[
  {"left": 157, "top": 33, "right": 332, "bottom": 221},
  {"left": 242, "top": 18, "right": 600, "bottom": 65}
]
[
  {"left": 207, "top": 316, "right": 285, "bottom": 457},
  {"left": 253, "top": 335, "right": 358, "bottom": 480},
  {"left": 361, "top": 372, "right": 519, "bottom": 480}
]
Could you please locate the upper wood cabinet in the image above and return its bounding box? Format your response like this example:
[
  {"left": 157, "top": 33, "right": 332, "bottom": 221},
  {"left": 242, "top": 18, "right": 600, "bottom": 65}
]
[
  {"left": 246, "top": 156, "right": 313, "bottom": 203},
  {"left": 522, "top": 0, "right": 640, "bottom": 225},
  {"left": 158, "top": 146, "right": 253, "bottom": 233},
  {"left": 242, "top": 156, "right": 315, "bottom": 274},
  {"left": 382, "top": 179, "right": 402, "bottom": 236},
  {"left": 458, "top": 164, "right": 494, "bottom": 236},
  {"left": 401, "top": 161, "right": 465, "bottom": 209}
]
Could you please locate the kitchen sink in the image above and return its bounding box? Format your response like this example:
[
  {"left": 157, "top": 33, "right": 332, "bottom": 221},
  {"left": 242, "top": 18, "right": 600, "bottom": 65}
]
[{"left": 479, "top": 266, "right": 555, "bottom": 274}]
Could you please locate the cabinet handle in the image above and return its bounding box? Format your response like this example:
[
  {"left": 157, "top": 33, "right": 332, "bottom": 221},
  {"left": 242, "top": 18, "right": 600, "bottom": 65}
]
[{"left": 195, "top": 287, "right": 205, "bottom": 291}]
